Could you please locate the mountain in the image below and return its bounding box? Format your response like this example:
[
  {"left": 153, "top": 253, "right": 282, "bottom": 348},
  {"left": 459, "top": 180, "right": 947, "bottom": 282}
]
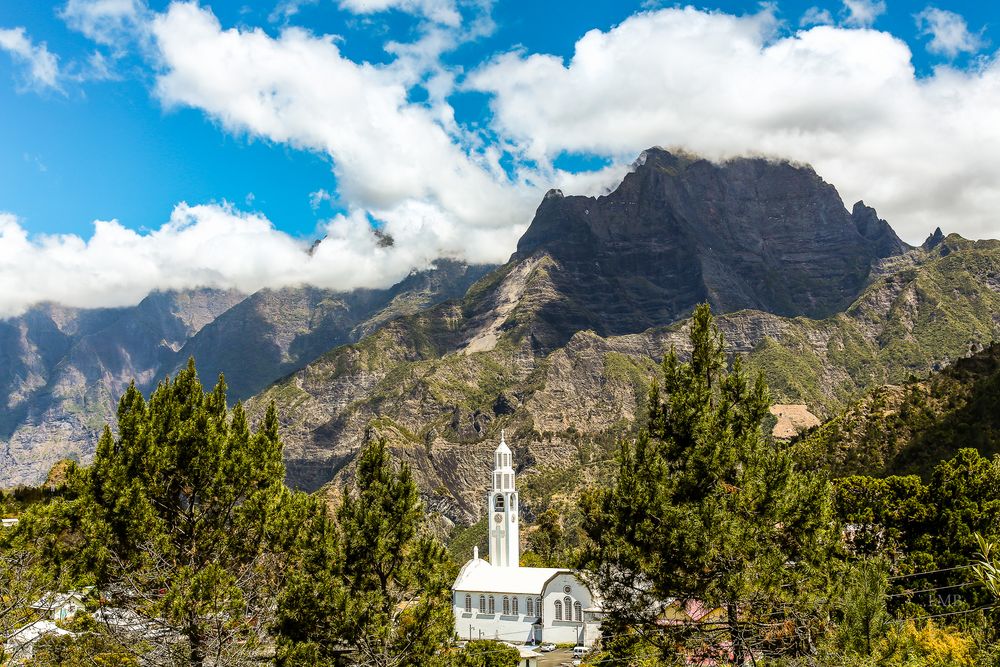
[
  {"left": 170, "top": 260, "right": 494, "bottom": 400},
  {"left": 247, "top": 150, "right": 1000, "bottom": 526},
  {"left": 503, "top": 148, "right": 907, "bottom": 350},
  {"left": 0, "top": 261, "right": 493, "bottom": 488},
  {"left": 795, "top": 341, "right": 1000, "bottom": 479},
  {"left": 0, "top": 289, "right": 245, "bottom": 487}
]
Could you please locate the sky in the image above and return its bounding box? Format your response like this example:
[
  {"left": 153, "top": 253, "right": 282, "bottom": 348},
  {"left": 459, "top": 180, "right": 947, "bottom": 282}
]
[{"left": 0, "top": 0, "right": 998, "bottom": 315}]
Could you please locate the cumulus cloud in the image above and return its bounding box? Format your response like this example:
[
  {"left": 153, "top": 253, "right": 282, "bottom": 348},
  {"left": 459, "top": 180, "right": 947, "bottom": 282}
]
[
  {"left": 842, "top": 0, "right": 886, "bottom": 27},
  {"left": 151, "top": 2, "right": 539, "bottom": 267},
  {"left": 467, "top": 5, "right": 1000, "bottom": 242},
  {"left": 0, "top": 203, "right": 510, "bottom": 318},
  {"left": 916, "top": 7, "right": 986, "bottom": 58},
  {"left": 0, "top": 27, "right": 61, "bottom": 91},
  {"left": 338, "top": 0, "right": 461, "bottom": 26}
]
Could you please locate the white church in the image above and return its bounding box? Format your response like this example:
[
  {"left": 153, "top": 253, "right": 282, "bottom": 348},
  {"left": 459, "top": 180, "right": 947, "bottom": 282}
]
[{"left": 452, "top": 433, "right": 603, "bottom": 647}]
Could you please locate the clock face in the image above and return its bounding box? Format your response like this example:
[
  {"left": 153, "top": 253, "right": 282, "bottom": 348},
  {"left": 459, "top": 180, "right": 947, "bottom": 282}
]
[{"left": 494, "top": 513, "right": 503, "bottom": 524}]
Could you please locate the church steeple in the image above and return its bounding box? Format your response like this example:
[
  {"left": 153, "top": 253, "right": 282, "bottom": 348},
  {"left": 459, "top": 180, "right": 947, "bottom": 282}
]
[{"left": 488, "top": 430, "right": 520, "bottom": 568}]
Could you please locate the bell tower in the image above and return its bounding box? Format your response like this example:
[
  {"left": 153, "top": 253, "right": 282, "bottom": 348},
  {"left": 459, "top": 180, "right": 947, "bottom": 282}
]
[{"left": 488, "top": 430, "right": 520, "bottom": 568}]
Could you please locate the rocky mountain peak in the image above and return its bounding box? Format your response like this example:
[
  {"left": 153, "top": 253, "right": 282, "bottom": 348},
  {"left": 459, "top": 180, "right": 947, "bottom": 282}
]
[
  {"left": 922, "top": 227, "right": 946, "bottom": 250},
  {"left": 511, "top": 148, "right": 909, "bottom": 350}
]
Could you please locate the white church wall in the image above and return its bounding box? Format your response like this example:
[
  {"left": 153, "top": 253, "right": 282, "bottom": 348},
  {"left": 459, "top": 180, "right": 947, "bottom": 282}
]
[
  {"left": 453, "top": 590, "right": 541, "bottom": 644},
  {"left": 540, "top": 573, "right": 595, "bottom": 646}
]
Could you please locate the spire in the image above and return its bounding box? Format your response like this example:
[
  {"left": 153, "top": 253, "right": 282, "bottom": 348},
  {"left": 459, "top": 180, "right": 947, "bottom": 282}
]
[
  {"left": 488, "top": 431, "right": 520, "bottom": 567},
  {"left": 494, "top": 431, "right": 512, "bottom": 472}
]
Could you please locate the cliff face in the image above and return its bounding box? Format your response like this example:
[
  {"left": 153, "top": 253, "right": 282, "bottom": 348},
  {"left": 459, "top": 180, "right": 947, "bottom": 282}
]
[
  {"left": 510, "top": 149, "right": 907, "bottom": 349},
  {"left": 252, "top": 234, "right": 1000, "bottom": 526},
  {"left": 0, "top": 289, "right": 246, "bottom": 487},
  {"left": 170, "top": 260, "right": 494, "bottom": 400},
  {"left": 244, "top": 155, "right": 1000, "bottom": 529},
  {"left": 0, "top": 261, "right": 494, "bottom": 487}
]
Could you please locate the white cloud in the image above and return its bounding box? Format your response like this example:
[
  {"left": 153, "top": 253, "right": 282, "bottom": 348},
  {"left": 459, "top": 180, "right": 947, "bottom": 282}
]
[
  {"left": 800, "top": 7, "right": 834, "bottom": 27},
  {"left": 0, "top": 203, "right": 504, "bottom": 318},
  {"left": 309, "top": 188, "right": 334, "bottom": 209},
  {"left": 916, "top": 7, "right": 986, "bottom": 58},
  {"left": 0, "top": 27, "right": 61, "bottom": 91},
  {"left": 150, "top": 2, "right": 538, "bottom": 268},
  {"left": 269, "top": 0, "right": 319, "bottom": 24},
  {"left": 466, "top": 5, "right": 1000, "bottom": 242},
  {"left": 60, "top": 0, "right": 147, "bottom": 48},
  {"left": 842, "top": 0, "right": 886, "bottom": 27},
  {"left": 337, "top": 0, "right": 461, "bottom": 27}
]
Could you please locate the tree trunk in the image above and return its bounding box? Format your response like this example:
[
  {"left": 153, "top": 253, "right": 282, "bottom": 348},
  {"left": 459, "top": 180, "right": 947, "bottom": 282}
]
[
  {"left": 188, "top": 617, "right": 205, "bottom": 667},
  {"left": 727, "top": 602, "right": 746, "bottom": 666}
]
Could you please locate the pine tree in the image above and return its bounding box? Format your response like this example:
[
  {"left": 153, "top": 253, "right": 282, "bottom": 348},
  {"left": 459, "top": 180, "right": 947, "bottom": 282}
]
[
  {"left": 581, "top": 304, "right": 835, "bottom": 664},
  {"left": 274, "top": 439, "right": 454, "bottom": 666},
  {"left": 19, "top": 359, "right": 288, "bottom": 666}
]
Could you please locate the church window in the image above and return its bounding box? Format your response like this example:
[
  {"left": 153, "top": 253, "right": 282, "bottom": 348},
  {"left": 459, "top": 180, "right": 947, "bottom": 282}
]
[
  {"left": 554, "top": 600, "right": 563, "bottom": 621},
  {"left": 488, "top": 596, "right": 496, "bottom": 614},
  {"left": 465, "top": 594, "right": 472, "bottom": 613},
  {"left": 494, "top": 473, "right": 501, "bottom": 487},
  {"left": 479, "top": 595, "right": 486, "bottom": 613},
  {"left": 494, "top": 495, "right": 504, "bottom": 510},
  {"left": 537, "top": 598, "right": 542, "bottom": 618},
  {"left": 574, "top": 601, "right": 582, "bottom": 622},
  {"left": 503, "top": 597, "right": 510, "bottom": 615},
  {"left": 527, "top": 597, "right": 534, "bottom": 616},
  {"left": 564, "top": 596, "right": 572, "bottom": 620},
  {"left": 513, "top": 597, "right": 519, "bottom": 615}
]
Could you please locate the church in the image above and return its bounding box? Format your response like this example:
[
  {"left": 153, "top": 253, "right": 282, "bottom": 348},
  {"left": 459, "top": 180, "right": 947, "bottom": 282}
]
[{"left": 452, "top": 433, "right": 603, "bottom": 647}]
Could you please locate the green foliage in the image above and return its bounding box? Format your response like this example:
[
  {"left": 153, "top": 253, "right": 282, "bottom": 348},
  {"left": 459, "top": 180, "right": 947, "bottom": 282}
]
[
  {"left": 25, "top": 631, "right": 139, "bottom": 667},
  {"left": 802, "top": 344, "right": 1000, "bottom": 478},
  {"left": 274, "top": 439, "right": 455, "bottom": 666},
  {"left": 834, "top": 449, "right": 1000, "bottom": 615},
  {"left": 451, "top": 639, "right": 519, "bottom": 667},
  {"left": 836, "top": 560, "right": 891, "bottom": 656},
  {"left": 14, "top": 358, "right": 288, "bottom": 667},
  {"left": 582, "top": 304, "right": 836, "bottom": 664}
]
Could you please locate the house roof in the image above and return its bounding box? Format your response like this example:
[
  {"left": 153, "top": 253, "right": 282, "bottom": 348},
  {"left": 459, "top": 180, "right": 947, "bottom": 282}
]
[
  {"left": 453, "top": 558, "right": 570, "bottom": 595},
  {"left": 4, "top": 620, "right": 72, "bottom": 648},
  {"left": 31, "top": 591, "right": 86, "bottom": 610}
]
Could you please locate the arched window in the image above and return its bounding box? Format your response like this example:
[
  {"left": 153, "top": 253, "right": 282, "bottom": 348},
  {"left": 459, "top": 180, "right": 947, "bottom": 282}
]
[
  {"left": 574, "top": 601, "right": 582, "bottom": 622},
  {"left": 479, "top": 595, "right": 486, "bottom": 613},
  {"left": 537, "top": 598, "right": 542, "bottom": 619},
  {"left": 494, "top": 495, "right": 504, "bottom": 510},
  {"left": 526, "top": 597, "right": 534, "bottom": 616},
  {"left": 554, "top": 600, "right": 563, "bottom": 621},
  {"left": 503, "top": 596, "right": 510, "bottom": 615},
  {"left": 512, "top": 597, "right": 519, "bottom": 615},
  {"left": 465, "top": 594, "right": 472, "bottom": 613},
  {"left": 564, "top": 596, "right": 572, "bottom": 621},
  {"left": 488, "top": 596, "right": 496, "bottom": 614}
]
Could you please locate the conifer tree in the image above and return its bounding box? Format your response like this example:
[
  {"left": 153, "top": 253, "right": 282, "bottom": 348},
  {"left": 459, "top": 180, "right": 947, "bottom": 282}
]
[
  {"left": 19, "top": 359, "right": 288, "bottom": 667},
  {"left": 581, "top": 304, "right": 835, "bottom": 664},
  {"left": 274, "top": 439, "right": 454, "bottom": 667}
]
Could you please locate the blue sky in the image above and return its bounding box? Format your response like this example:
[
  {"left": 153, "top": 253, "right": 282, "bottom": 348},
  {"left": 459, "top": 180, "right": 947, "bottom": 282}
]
[{"left": 0, "top": 0, "right": 998, "bottom": 314}]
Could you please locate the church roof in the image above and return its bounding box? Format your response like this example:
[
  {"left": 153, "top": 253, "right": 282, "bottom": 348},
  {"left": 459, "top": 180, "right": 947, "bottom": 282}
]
[
  {"left": 495, "top": 430, "right": 511, "bottom": 456},
  {"left": 453, "top": 557, "right": 570, "bottom": 595}
]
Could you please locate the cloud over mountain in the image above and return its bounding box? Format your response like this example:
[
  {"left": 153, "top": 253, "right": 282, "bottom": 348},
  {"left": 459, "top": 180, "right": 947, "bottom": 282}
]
[
  {"left": 0, "top": 203, "right": 507, "bottom": 318},
  {"left": 2, "top": 2, "right": 1000, "bottom": 316},
  {"left": 467, "top": 5, "right": 1000, "bottom": 241}
]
